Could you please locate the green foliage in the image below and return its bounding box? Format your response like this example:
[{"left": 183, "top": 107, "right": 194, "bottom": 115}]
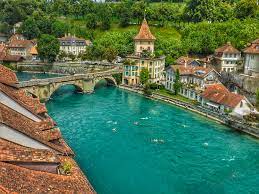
[
  {"left": 256, "top": 89, "right": 259, "bottom": 110},
  {"left": 85, "top": 13, "right": 97, "bottom": 29},
  {"left": 143, "top": 84, "right": 152, "bottom": 96},
  {"left": 103, "top": 47, "right": 118, "bottom": 62},
  {"left": 19, "top": 17, "right": 40, "bottom": 39},
  {"left": 140, "top": 68, "right": 149, "bottom": 85},
  {"left": 181, "top": 20, "right": 259, "bottom": 54},
  {"left": 37, "top": 34, "right": 60, "bottom": 62},
  {"left": 112, "top": 73, "right": 122, "bottom": 85},
  {"left": 235, "top": 0, "right": 258, "bottom": 19},
  {"left": 60, "top": 161, "right": 72, "bottom": 175},
  {"left": 51, "top": 20, "right": 68, "bottom": 37},
  {"left": 173, "top": 69, "right": 181, "bottom": 95}
]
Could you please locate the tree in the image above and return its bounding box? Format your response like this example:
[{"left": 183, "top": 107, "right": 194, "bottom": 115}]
[
  {"left": 103, "top": 47, "right": 118, "bottom": 62},
  {"left": 51, "top": 21, "right": 68, "bottom": 37},
  {"left": 37, "top": 34, "right": 60, "bottom": 62},
  {"left": 85, "top": 13, "right": 97, "bottom": 29},
  {"left": 173, "top": 69, "right": 181, "bottom": 95},
  {"left": 140, "top": 68, "right": 149, "bottom": 85},
  {"left": 184, "top": 0, "right": 219, "bottom": 22},
  {"left": 98, "top": 4, "right": 112, "bottom": 30},
  {"left": 20, "top": 17, "right": 40, "bottom": 39},
  {"left": 256, "top": 89, "right": 259, "bottom": 110},
  {"left": 235, "top": 0, "right": 258, "bottom": 19}
]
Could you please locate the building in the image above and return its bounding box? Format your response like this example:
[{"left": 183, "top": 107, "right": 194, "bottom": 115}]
[
  {"left": 7, "top": 34, "right": 35, "bottom": 60},
  {"left": 0, "top": 42, "right": 24, "bottom": 63},
  {"left": 122, "top": 18, "right": 165, "bottom": 86},
  {"left": 213, "top": 42, "right": 241, "bottom": 73},
  {"left": 0, "top": 33, "right": 8, "bottom": 43},
  {"left": 243, "top": 39, "right": 259, "bottom": 77},
  {"left": 165, "top": 64, "right": 220, "bottom": 101},
  {"left": 201, "top": 83, "right": 253, "bottom": 117},
  {"left": 0, "top": 65, "right": 95, "bottom": 193},
  {"left": 59, "top": 34, "right": 92, "bottom": 56}
]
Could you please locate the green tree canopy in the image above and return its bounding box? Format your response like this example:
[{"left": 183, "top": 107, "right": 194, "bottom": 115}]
[
  {"left": 235, "top": 0, "right": 258, "bottom": 19},
  {"left": 140, "top": 67, "right": 149, "bottom": 85},
  {"left": 37, "top": 34, "right": 60, "bottom": 62}
]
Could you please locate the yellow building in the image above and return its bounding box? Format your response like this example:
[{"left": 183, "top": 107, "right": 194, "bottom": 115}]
[{"left": 122, "top": 19, "right": 165, "bottom": 86}]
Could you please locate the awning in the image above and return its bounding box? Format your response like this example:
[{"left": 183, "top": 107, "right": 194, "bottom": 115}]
[{"left": 206, "top": 102, "right": 219, "bottom": 108}]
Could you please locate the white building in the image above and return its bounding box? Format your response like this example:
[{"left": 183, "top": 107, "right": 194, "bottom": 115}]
[
  {"left": 201, "top": 84, "right": 253, "bottom": 117},
  {"left": 214, "top": 42, "right": 241, "bottom": 73},
  {"left": 59, "top": 34, "right": 92, "bottom": 56},
  {"left": 243, "top": 39, "right": 259, "bottom": 77},
  {"left": 165, "top": 64, "right": 220, "bottom": 101}
]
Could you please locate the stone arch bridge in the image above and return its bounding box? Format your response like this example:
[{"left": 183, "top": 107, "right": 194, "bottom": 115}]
[{"left": 17, "top": 70, "right": 121, "bottom": 101}]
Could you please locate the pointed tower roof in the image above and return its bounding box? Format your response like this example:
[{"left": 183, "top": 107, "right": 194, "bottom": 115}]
[{"left": 134, "top": 19, "right": 156, "bottom": 41}]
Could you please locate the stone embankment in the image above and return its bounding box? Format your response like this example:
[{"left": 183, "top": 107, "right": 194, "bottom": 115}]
[
  {"left": 119, "top": 85, "right": 259, "bottom": 139},
  {"left": 16, "top": 61, "right": 118, "bottom": 75}
]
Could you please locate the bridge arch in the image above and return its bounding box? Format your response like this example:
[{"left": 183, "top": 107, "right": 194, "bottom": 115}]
[
  {"left": 94, "top": 76, "right": 117, "bottom": 89},
  {"left": 48, "top": 82, "right": 84, "bottom": 99}
]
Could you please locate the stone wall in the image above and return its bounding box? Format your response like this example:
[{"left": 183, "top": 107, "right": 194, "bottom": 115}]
[
  {"left": 16, "top": 61, "right": 118, "bottom": 74},
  {"left": 220, "top": 72, "right": 259, "bottom": 104}
]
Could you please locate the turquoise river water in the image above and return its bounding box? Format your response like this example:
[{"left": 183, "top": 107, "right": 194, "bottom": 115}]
[
  {"left": 46, "top": 85, "right": 259, "bottom": 194},
  {"left": 16, "top": 72, "right": 64, "bottom": 81}
]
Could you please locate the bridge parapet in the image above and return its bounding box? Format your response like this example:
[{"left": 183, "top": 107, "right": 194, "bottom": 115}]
[{"left": 17, "top": 69, "right": 122, "bottom": 101}]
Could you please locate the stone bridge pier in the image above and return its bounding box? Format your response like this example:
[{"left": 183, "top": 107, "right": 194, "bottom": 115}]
[{"left": 17, "top": 73, "right": 118, "bottom": 101}]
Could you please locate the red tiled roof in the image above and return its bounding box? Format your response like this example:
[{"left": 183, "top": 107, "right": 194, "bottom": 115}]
[
  {"left": 171, "top": 65, "right": 215, "bottom": 78},
  {"left": 215, "top": 42, "right": 240, "bottom": 54},
  {"left": 0, "top": 103, "right": 72, "bottom": 154},
  {"left": 0, "top": 65, "right": 18, "bottom": 85},
  {"left": 176, "top": 56, "right": 195, "bottom": 65},
  {"left": 59, "top": 35, "right": 86, "bottom": 41},
  {"left": 243, "top": 39, "right": 259, "bottom": 54},
  {"left": 0, "top": 158, "right": 95, "bottom": 194},
  {"left": 201, "top": 84, "right": 244, "bottom": 108},
  {"left": 8, "top": 39, "right": 34, "bottom": 48},
  {"left": 0, "top": 44, "right": 6, "bottom": 53},
  {"left": 0, "top": 138, "right": 60, "bottom": 163},
  {"left": 134, "top": 19, "right": 156, "bottom": 41},
  {"left": 0, "top": 82, "right": 47, "bottom": 114}
]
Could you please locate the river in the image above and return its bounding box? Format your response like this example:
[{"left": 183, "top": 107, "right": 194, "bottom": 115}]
[
  {"left": 16, "top": 72, "right": 65, "bottom": 81},
  {"left": 46, "top": 85, "right": 259, "bottom": 194}
]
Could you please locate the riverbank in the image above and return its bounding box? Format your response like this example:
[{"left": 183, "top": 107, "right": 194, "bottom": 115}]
[{"left": 119, "top": 85, "right": 259, "bottom": 139}]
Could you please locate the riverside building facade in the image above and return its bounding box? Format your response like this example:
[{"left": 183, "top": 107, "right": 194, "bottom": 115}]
[
  {"left": 122, "top": 19, "right": 165, "bottom": 86},
  {"left": 243, "top": 39, "right": 259, "bottom": 77}
]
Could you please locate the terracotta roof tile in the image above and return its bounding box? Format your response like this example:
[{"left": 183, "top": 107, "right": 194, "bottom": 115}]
[
  {"left": 0, "top": 81, "right": 47, "bottom": 114},
  {"left": 0, "top": 159, "right": 95, "bottom": 194},
  {"left": 0, "top": 65, "right": 18, "bottom": 85},
  {"left": 243, "top": 39, "right": 259, "bottom": 54},
  {"left": 0, "top": 103, "right": 72, "bottom": 154},
  {"left": 171, "top": 65, "right": 215, "bottom": 78},
  {"left": 0, "top": 138, "right": 60, "bottom": 163},
  {"left": 201, "top": 84, "right": 244, "bottom": 108},
  {"left": 215, "top": 42, "right": 240, "bottom": 54},
  {"left": 134, "top": 19, "right": 156, "bottom": 41}
]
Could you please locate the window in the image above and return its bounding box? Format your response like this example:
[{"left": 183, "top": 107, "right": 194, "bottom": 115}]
[{"left": 142, "top": 61, "right": 144, "bottom": 65}]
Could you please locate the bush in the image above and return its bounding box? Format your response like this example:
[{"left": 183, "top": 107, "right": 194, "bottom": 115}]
[
  {"left": 143, "top": 84, "right": 152, "bottom": 96},
  {"left": 60, "top": 161, "right": 72, "bottom": 175}
]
